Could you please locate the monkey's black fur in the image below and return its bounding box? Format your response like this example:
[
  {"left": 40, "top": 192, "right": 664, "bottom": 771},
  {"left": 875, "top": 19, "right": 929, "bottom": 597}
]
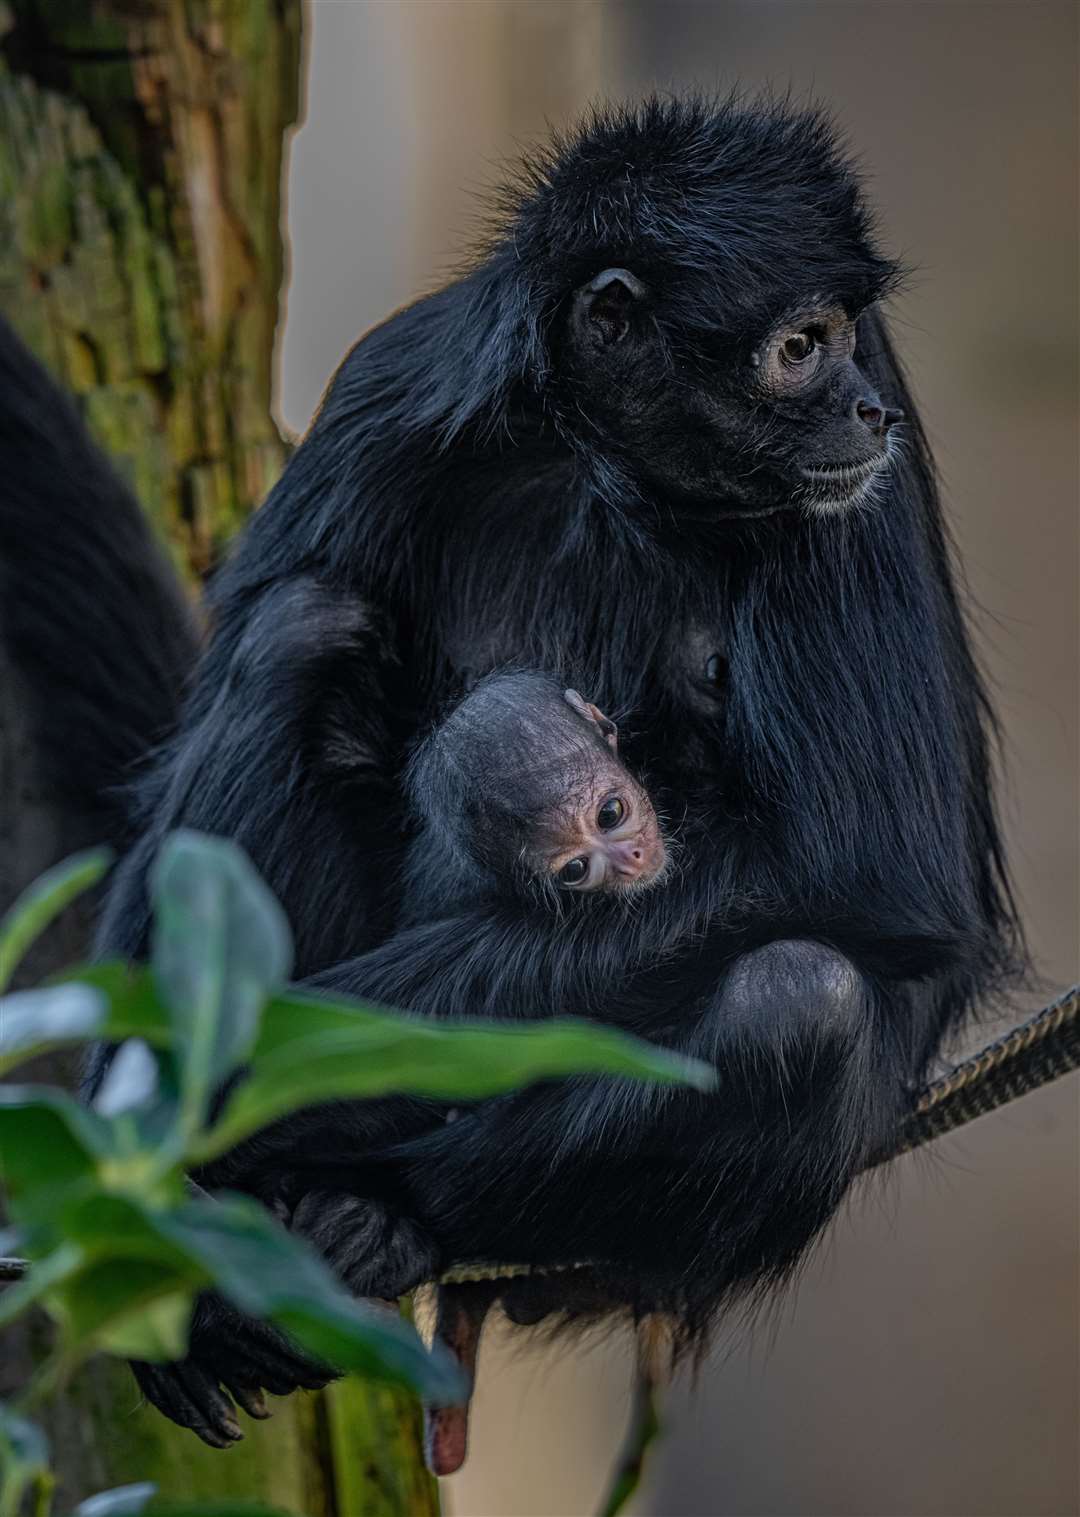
[
  {"left": 0, "top": 319, "right": 198, "bottom": 848},
  {"left": 81, "top": 95, "right": 1021, "bottom": 1438}
]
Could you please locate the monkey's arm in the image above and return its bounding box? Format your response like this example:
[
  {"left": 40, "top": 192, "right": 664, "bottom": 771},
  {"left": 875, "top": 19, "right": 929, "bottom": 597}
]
[
  {"left": 285, "top": 932, "right": 913, "bottom": 1321},
  {"left": 91, "top": 573, "right": 423, "bottom": 1442},
  {"left": 94, "top": 574, "right": 409, "bottom": 972}
]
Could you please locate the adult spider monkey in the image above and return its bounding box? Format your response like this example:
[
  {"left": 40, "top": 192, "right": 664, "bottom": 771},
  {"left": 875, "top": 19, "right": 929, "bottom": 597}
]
[{"left": 80, "top": 95, "right": 1020, "bottom": 1446}]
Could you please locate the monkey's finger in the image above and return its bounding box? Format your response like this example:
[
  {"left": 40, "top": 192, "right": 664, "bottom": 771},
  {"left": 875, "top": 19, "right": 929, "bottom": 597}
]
[
  {"left": 422, "top": 1282, "right": 496, "bottom": 1477},
  {"left": 223, "top": 1382, "right": 271, "bottom": 1420},
  {"left": 195, "top": 1294, "right": 336, "bottom": 1393},
  {"left": 202, "top": 1329, "right": 335, "bottom": 1397},
  {"left": 131, "top": 1360, "right": 243, "bottom": 1448}
]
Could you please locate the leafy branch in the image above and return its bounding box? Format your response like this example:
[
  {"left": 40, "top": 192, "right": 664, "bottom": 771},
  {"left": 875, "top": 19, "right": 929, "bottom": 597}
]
[{"left": 0, "top": 832, "right": 713, "bottom": 1516}]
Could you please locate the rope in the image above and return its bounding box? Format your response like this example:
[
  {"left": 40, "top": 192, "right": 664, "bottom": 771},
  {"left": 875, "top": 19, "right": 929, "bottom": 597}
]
[
  {"left": 0, "top": 986, "right": 1076, "bottom": 1288},
  {"left": 885, "top": 982, "right": 1080, "bottom": 1160}
]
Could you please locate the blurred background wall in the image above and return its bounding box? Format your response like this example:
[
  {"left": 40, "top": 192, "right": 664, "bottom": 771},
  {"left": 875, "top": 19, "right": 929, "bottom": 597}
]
[{"left": 280, "top": 4, "right": 1078, "bottom": 1513}]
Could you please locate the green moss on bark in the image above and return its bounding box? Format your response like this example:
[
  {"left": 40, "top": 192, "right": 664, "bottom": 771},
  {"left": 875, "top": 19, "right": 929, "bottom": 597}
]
[{"left": 0, "top": 0, "right": 301, "bottom": 576}]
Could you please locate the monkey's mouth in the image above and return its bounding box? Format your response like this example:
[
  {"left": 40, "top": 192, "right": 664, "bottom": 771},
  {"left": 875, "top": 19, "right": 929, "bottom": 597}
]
[{"left": 797, "top": 454, "right": 891, "bottom": 513}]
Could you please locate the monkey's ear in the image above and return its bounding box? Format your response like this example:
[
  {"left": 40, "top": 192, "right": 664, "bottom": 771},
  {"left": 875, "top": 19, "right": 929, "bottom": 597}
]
[
  {"left": 564, "top": 689, "right": 619, "bottom": 752},
  {"left": 571, "top": 268, "right": 647, "bottom": 349}
]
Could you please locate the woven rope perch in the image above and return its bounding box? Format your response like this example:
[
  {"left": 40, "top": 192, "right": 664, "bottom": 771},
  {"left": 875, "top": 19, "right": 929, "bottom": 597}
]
[
  {"left": 0, "top": 985, "right": 1077, "bottom": 1287},
  {"left": 887, "top": 981, "right": 1080, "bottom": 1159}
]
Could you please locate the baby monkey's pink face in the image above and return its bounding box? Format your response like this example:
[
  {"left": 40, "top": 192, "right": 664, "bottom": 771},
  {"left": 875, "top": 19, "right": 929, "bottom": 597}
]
[{"left": 537, "top": 692, "right": 668, "bottom": 894}]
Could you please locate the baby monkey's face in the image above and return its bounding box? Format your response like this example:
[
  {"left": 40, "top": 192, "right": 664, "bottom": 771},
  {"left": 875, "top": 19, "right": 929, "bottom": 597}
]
[{"left": 536, "top": 692, "right": 667, "bottom": 894}]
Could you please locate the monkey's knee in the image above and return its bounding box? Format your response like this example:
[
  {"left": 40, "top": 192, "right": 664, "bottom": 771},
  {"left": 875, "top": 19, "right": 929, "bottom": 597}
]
[
  {"left": 291, "top": 1190, "right": 440, "bottom": 1298},
  {"left": 720, "top": 939, "right": 865, "bottom": 1041}
]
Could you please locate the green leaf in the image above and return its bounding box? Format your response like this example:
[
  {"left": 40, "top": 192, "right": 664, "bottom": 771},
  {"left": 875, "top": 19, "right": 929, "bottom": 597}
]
[
  {"left": 27, "top": 1195, "right": 201, "bottom": 1359},
  {"left": 0, "top": 1087, "right": 112, "bottom": 1203},
  {"left": 254, "top": 987, "right": 403, "bottom": 1054},
  {"left": 0, "top": 847, "right": 112, "bottom": 993},
  {"left": 76, "top": 1497, "right": 292, "bottom": 1517},
  {"left": 53, "top": 1261, "right": 194, "bottom": 1361},
  {"left": 74, "top": 1484, "right": 157, "bottom": 1516},
  {"left": 22, "top": 1187, "right": 461, "bottom": 1399},
  {"left": 273, "top": 1294, "right": 462, "bottom": 1397},
  {"left": 0, "top": 963, "right": 174, "bottom": 1076},
  {"left": 0, "top": 1244, "right": 83, "bottom": 1331},
  {"left": 49, "top": 961, "right": 172, "bottom": 1048},
  {"left": 147, "top": 1506, "right": 292, "bottom": 1517},
  {"left": 110, "top": 1293, "right": 191, "bottom": 1362},
  {"left": 150, "top": 833, "right": 292, "bottom": 1113},
  {"left": 0, "top": 983, "right": 108, "bottom": 1075},
  {"left": 57, "top": 1194, "right": 196, "bottom": 1269},
  {"left": 199, "top": 1005, "right": 716, "bottom": 1159},
  {"left": 154, "top": 1197, "right": 465, "bottom": 1402}
]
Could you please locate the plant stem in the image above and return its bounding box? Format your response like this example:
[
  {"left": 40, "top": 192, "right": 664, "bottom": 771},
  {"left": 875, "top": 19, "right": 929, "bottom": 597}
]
[
  {"left": 29, "top": 1469, "right": 54, "bottom": 1517},
  {"left": 596, "top": 1357, "right": 664, "bottom": 1517}
]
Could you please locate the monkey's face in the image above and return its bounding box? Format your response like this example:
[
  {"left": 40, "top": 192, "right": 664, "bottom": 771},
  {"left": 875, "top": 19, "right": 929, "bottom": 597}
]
[
  {"left": 560, "top": 272, "right": 903, "bottom": 518},
  {"left": 534, "top": 765, "right": 667, "bottom": 894}
]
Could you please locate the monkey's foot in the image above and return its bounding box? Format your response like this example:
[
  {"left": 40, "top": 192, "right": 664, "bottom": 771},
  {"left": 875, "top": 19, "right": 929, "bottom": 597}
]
[{"left": 131, "top": 1292, "right": 334, "bottom": 1447}]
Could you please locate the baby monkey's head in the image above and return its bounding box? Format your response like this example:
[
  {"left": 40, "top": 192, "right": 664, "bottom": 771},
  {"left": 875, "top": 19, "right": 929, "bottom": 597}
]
[
  {"left": 535, "top": 688, "right": 666, "bottom": 892},
  {"left": 411, "top": 671, "right": 667, "bottom": 898}
]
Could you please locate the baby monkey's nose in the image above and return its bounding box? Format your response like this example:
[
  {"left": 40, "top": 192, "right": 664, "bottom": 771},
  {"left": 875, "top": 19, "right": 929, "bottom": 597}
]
[
  {"left": 608, "top": 840, "right": 645, "bottom": 877},
  {"left": 608, "top": 837, "right": 667, "bottom": 882}
]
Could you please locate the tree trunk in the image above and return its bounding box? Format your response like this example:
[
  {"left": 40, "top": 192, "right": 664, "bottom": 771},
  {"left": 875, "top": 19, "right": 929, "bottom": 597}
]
[
  {"left": 0, "top": 4, "right": 438, "bottom": 1511},
  {"left": 0, "top": 0, "right": 297, "bottom": 577}
]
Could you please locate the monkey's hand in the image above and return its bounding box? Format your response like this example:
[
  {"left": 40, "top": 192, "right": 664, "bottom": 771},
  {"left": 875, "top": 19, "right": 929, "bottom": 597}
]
[{"left": 130, "top": 1291, "right": 335, "bottom": 1447}]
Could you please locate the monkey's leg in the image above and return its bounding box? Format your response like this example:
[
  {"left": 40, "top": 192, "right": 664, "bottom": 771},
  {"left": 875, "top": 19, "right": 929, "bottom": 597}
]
[
  {"left": 289, "top": 1188, "right": 442, "bottom": 1298},
  {"left": 388, "top": 940, "right": 902, "bottom": 1302}
]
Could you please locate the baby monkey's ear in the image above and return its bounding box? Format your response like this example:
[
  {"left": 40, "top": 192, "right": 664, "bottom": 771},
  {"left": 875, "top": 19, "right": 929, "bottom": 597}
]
[{"left": 564, "top": 689, "right": 618, "bottom": 752}]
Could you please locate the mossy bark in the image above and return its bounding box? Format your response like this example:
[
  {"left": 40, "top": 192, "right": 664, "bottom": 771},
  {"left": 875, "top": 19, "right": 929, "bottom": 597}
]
[
  {"left": 0, "top": 0, "right": 300, "bottom": 576},
  {"left": 0, "top": 4, "right": 439, "bottom": 1511}
]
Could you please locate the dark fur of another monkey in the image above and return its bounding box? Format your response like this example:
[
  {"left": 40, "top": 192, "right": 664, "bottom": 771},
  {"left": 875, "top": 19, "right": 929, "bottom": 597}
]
[{"left": 402, "top": 670, "right": 667, "bottom": 917}]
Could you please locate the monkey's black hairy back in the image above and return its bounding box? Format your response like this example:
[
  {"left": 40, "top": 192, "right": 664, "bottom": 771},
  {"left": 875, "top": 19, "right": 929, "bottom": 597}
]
[{"left": 100, "top": 95, "right": 1021, "bottom": 1338}]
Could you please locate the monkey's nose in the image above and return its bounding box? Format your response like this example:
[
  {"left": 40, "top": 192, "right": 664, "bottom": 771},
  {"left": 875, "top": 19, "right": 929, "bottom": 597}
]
[
  {"left": 609, "top": 837, "right": 665, "bottom": 881},
  {"left": 856, "top": 400, "right": 905, "bottom": 435},
  {"left": 608, "top": 840, "right": 647, "bottom": 878}
]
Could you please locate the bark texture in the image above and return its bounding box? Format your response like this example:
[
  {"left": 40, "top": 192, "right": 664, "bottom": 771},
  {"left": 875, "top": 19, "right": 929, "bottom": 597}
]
[{"left": 0, "top": 0, "right": 299, "bottom": 576}]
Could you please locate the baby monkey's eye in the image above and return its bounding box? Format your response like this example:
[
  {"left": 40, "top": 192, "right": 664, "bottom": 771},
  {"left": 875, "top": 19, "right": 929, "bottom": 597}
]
[
  {"left": 558, "top": 857, "right": 589, "bottom": 886},
  {"left": 596, "top": 796, "right": 625, "bottom": 831}
]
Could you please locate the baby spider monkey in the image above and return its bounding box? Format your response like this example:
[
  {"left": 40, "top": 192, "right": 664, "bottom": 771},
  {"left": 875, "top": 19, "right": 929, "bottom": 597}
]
[
  {"left": 400, "top": 669, "right": 668, "bottom": 919},
  {"left": 336, "top": 667, "right": 671, "bottom": 1475}
]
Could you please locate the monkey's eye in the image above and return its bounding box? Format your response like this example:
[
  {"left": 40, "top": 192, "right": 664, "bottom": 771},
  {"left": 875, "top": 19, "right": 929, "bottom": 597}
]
[
  {"left": 596, "top": 796, "right": 625, "bottom": 831},
  {"left": 558, "top": 857, "right": 590, "bottom": 886},
  {"left": 704, "top": 652, "right": 725, "bottom": 686},
  {"left": 781, "top": 331, "right": 816, "bottom": 363}
]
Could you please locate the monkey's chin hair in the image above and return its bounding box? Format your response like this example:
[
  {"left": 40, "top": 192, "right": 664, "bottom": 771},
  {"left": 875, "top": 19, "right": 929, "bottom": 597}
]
[
  {"left": 610, "top": 857, "right": 671, "bottom": 901},
  {"left": 795, "top": 446, "right": 896, "bottom": 519}
]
